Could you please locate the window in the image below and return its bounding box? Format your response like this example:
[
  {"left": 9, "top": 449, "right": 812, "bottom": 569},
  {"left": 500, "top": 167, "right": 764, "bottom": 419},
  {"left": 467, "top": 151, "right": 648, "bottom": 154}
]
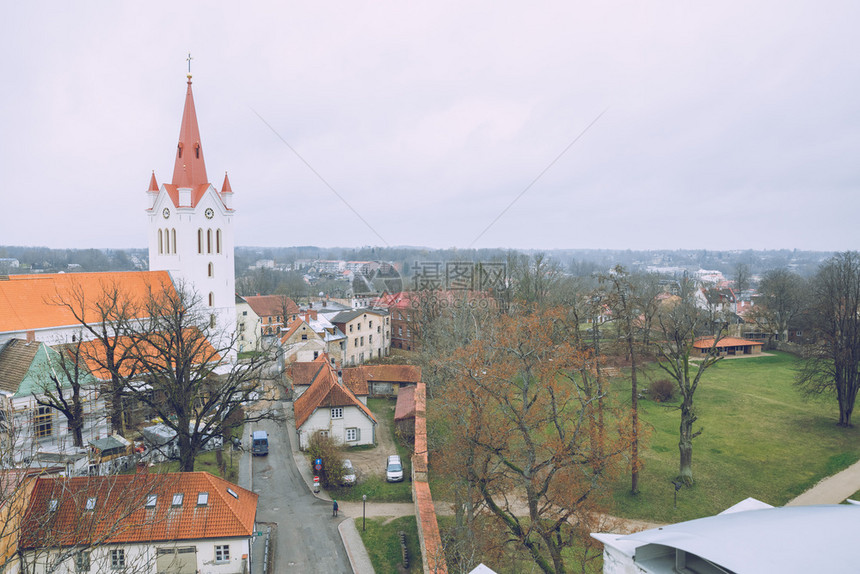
[
  {"left": 49, "top": 499, "right": 58, "bottom": 512},
  {"left": 349, "top": 324, "right": 353, "bottom": 333},
  {"left": 377, "top": 326, "right": 381, "bottom": 333},
  {"left": 354, "top": 338, "right": 358, "bottom": 347},
  {"left": 164, "top": 228, "right": 170, "bottom": 253},
  {"left": 360, "top": 336, "right": 364, "bottom": 346},
  {"left": 346, "top": 427, "right": 359, "bottom": 442},
  {"left": 208, "top": 262, "right": 214, "bottom": 277},
  {"left": 145, "top": 494, "right": 157, "bottom": 508},
  {"left": 331, "top": 407, "right": 343, "bottom": 419},
  {"left": 369, "top": 320, "right": 373, "bottom": 328},
  {"left": 171, "top": 228, "right": 177, "bottom": 253},
  {"left": 110, "top": 549, "right": 125, "bottom": 570},
  {"left": 215, "top": 545, "right": 230, "bottom": 563},
  {"left": 85, "top": 497, "right": 97, "bottom": 511},
  {"left": 216, "top": 229, "right": 222, "bottom": 254},
  {"left": 158, "top": 229, "right": 163, "bottom": 254},
  {"left": 75, "top": 551, "right": 90, "bottom": 572},
  {"left": 301, "top": 333, "right": 308, "bottom": 341},
  {"left": 198, "top": 229, "right": 203, "bottom": 253},
  {"left": 369, "top": 335, "right": 373, "bottom": 344},
  {"left": 197, "top": 492, "right": 209, "bottom": 506},
  {"left": 34, "top": 406, "right": 52, "bottom": 438},
  {"left": 227, "top": 488, "right": 238, "bottom": 499},
  {"left": 207, "top": 228, "right": 212, "bottom": 254},
  {"left": 208, "top": 292, "right": 214, "bottom": 307},
  {"left": 172, "top": 493, "right": 184, "bottom": 506},
  {"left": 313, "top": 351, "right": 319, "bottom": 360}
]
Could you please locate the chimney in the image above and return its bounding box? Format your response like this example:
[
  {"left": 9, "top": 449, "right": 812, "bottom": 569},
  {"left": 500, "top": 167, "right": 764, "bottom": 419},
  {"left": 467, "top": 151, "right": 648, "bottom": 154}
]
[{"left": 337, "top": 370, "right": 343, "bottom": 385}]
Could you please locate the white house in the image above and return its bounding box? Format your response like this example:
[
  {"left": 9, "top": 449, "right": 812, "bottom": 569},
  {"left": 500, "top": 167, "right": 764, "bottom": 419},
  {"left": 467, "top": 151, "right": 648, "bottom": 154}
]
[
  {"left": 329, "top": 309, "right": 390, "bottom": 366},
  {"left": 19, "top": 471, "right": 257, "bottom": 574},
  {"left": 293, "top": 356, "right": 376, "bottom": 450}
]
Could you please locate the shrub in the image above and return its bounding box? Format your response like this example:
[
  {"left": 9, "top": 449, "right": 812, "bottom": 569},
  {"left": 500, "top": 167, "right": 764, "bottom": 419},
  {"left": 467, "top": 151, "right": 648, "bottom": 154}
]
[
  {"left": 307, "top": 433, "right": 345, "bottom": 488},
  {"left": 646, "top": 379, "right": 676, "bottom": 402}
]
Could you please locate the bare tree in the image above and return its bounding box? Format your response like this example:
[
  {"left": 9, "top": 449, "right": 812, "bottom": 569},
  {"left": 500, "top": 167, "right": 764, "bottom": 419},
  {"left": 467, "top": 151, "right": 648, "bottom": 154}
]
[
  {"left": 124, "top": 281, "right": 278, "bottom": 471},
  {"left": 602, "top": 266, "right": 643, "bottom": 494},
  {"left": 747, "top": 268, "right": 808, "bottom": 344},
  {"left": 33, "top": 339, "right": 93, "bottom": 449},
  {"left": 797, "top": 251, "right": 860, "bottom": 427},
  {"left": 50, "top": 280, "right": 143, "bottom": 437},
  {"left": 436, "top": 306, "right": 628, "bottom": 574},
  {"left": 654, "top": 277, "right": 727, "bottom": 485},
  {"left": 733, "top": 262, "right": 751, "bottom": 294}
]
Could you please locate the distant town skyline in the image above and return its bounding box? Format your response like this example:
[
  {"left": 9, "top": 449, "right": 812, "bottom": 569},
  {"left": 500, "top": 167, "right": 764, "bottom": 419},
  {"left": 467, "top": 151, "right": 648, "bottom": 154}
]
[{"left": 2, "top": 2, "right": 859, "bottom": 252}]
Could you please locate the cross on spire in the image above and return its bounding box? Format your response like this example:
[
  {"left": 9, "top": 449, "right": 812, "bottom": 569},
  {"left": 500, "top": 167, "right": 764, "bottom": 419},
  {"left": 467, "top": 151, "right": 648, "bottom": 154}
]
[{"left": 186, "top": 53, "right": 193, "bottom": 77}]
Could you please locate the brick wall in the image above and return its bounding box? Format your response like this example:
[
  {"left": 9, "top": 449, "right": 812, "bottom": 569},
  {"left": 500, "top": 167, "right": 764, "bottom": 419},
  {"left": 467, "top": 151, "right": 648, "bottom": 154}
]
[{"left": 411, "top": 382, "right": 448, "bottom": 573}]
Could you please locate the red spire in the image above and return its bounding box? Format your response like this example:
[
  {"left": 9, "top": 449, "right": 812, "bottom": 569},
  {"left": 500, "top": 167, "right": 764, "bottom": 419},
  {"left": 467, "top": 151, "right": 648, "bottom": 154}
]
[
  {"left": 148, "top": 171, "right": 159, "bottom": 192},
  {"left": 171, "top": 77, "right": 208, "bottom": 188},
  {"left": 221, "top": 171, "right": 233, "bottom": 193}
]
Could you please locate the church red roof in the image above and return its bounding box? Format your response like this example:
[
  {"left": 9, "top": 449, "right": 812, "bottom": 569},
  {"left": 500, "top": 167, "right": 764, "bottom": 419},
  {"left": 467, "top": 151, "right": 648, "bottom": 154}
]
[{"left": 172, "top": 78, "right": 208, "bottom": 190}]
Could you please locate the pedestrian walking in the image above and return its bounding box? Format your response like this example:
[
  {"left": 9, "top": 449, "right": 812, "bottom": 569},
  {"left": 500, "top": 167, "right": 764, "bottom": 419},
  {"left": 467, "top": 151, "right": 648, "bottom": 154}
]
[{"left": 332, "top": 499, "right": 339, "bottom": 517}]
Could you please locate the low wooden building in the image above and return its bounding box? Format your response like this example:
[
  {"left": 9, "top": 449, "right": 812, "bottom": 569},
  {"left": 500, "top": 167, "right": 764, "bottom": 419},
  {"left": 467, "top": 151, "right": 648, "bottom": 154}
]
[{"left": 692, "top": 337, "right": 763, "bottom": 356}]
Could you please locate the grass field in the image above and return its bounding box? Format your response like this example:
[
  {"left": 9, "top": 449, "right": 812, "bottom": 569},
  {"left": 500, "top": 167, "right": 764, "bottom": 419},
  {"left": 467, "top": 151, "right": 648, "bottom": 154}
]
[
  {"left": 606, "top": 351, "right": 860, "bottom": 522},
  {"left": 358, "top": 516, "right": 423, "bottom": 573}
]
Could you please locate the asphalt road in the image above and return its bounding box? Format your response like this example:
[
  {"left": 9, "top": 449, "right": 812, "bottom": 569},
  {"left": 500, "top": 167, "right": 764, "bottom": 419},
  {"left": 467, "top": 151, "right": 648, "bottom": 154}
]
[{"left": 245, "top": 406, "right": 353, "bottom": 573}]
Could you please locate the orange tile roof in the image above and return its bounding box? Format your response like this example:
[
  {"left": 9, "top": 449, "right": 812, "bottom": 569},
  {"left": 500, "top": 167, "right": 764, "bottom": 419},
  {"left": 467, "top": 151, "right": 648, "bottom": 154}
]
[
  {"left": 241, "top": 295, "right": 299, "bottom": 319},
  {"left": 287, "top": 360, "right": 325, "bottom": 386},
  {"left": 20, "top": 472, "right": 257, "bottom": 549},
  {"left": 342, "top": 365, "right": 422, "bottom": 392},
  {"left": 0, "top": 271, "right": 175, "bottom": 334},
  {"left": 78, "top": 329, "right": 221, "bottom": 380},
  {"left": 693, "top": 336, "right": 763, "bottom": 349},
  {"left": 293, "top": 361, "right": 376, "bottom": 429}
]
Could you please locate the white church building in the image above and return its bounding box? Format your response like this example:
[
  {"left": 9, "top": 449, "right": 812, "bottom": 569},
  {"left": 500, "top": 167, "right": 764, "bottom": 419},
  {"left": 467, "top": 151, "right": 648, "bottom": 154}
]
[{"left": 145, "top": 73, "right": 237, "bottom": 355}]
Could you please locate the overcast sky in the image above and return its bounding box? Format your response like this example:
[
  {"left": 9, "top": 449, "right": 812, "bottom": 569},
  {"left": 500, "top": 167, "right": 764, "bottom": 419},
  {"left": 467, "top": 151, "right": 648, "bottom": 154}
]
[{"left": 1, "top": 2, "right": 858, "bottom": 252}]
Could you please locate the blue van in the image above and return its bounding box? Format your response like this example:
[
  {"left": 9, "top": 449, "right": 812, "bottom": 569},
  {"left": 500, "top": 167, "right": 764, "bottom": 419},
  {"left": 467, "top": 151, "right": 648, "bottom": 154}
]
[{"left": 251, "top": 430, "right": 269, "bottom": 456}]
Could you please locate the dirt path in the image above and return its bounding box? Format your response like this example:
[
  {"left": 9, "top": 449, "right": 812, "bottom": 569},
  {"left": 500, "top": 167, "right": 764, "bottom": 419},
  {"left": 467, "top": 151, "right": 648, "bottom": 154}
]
[{"left": 344, "top": 400, "right": 399, "bottom": 480}]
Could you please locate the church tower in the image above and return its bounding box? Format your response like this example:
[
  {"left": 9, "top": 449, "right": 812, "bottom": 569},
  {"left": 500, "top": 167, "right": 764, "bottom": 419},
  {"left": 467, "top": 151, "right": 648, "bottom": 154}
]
[{"left": 146, "top": 72, "right": 237, "bottom": 356}]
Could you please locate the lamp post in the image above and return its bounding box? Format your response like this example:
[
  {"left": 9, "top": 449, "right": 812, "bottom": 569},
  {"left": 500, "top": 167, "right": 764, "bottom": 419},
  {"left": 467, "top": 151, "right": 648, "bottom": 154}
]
[{"left": 362, "top": 494, "right": 367, "bottom": 531}]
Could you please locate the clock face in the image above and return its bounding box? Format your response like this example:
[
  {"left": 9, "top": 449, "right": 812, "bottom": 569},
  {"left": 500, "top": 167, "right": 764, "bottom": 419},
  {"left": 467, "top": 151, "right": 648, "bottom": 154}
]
[
  {"left": 205, "top": 208, "right": 214, "bottom": 219},
  {"left": 162, "top": 208, "right": 170, "bottom": 219}
]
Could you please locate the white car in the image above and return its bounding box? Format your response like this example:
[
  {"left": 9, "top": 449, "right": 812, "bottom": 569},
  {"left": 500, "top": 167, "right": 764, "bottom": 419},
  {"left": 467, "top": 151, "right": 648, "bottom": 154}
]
[
  {"left": 341, "top": 459, "right": 356, "bottom": 486},
  {"left": 386, "top": 455, "right": 403, "bottom": 482}
]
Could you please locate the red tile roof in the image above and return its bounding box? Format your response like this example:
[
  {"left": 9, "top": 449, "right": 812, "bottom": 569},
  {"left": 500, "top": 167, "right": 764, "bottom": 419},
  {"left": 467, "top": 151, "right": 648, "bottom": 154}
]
[
  {"left": 394, "top": 385, "right": 416, "bottom": 421},
  {"left": 241, "top": 295, "right": 299, "bottom": 319},
  {"left": 19, "top": 472, "right": 257, "bottom": 549},
  {"left": 293, "top": 360, "right": 376, "bottom": 429},
  {"left": 343, "top": 365, "right": 422, "bottom": 387},
  {"left": 0, "top": 271, "right": 175, "bottom": 334},
  {"left": 693, "top": 337, "right": 763, "bottom": 349},
  {"left": 172, "top": 79, "right": 208, "bottom": 190},
  {"left": 287, "top": 360, "right": 325, "bottom": 386}
]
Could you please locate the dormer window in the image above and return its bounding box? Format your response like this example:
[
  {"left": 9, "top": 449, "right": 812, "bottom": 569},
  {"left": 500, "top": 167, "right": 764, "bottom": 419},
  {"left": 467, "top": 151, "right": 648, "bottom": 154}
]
[
  {"left": 195, "top": 141, "right": 201, "bottom": 158},
  {"left": 177, "top": 142, "right": 183, "bottom": 158}
]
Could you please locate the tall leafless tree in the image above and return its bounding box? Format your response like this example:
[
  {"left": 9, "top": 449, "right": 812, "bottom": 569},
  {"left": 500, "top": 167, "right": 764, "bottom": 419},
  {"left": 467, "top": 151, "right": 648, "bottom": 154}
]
[{"left": 797, "top": 251, "right": 860, "bottom": 427}]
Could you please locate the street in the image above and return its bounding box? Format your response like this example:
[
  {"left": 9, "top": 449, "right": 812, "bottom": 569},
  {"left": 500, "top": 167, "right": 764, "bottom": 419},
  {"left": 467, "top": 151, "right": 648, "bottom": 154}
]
[{"left": 241, "top": 403, "right": 353, "bottom": 573}]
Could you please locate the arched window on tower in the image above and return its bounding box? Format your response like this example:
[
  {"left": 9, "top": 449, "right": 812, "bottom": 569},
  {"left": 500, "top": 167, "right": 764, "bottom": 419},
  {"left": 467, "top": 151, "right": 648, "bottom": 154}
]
[
  {"left": 171, "top": 229, "right": 177, "bottom": 254},
  {"left": 158, "top": 229, "right": 163, "bottom": 254},
  {"left": 216, "top": 229, "right": 222, "bottom": 254},
  {"left": 164, "top": 229, "right": 170, "bottom": 254},
  {"left": 198, "top": 229, "right": 203, "bottom": 254},
  {"left": 208, "top": 262, "right": 214, "bottom": 277},
  {"left": 208, "top": 292, "right": 214, "bottom": 307},
  {"left": 207, "top": 229, "right": 212, "bottom": 254}
]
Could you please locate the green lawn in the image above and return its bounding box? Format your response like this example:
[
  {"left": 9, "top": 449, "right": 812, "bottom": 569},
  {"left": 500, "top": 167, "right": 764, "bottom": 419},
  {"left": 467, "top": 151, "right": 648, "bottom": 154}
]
[
  {"left": 607, "top": 352, "right": 860, "bottom": 522},
  {"left": 358, "top": 516, "right": 423, "bottom": 573}
]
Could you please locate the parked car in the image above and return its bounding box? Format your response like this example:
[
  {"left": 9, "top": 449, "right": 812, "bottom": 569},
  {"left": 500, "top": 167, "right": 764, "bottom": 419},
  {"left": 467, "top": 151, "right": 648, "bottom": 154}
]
[
  {"left": 341, "top": 459, "right": 356, "bottom": 486},
  {"left": 386, "top": 454, "right": 403, "bottom": 482}
]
